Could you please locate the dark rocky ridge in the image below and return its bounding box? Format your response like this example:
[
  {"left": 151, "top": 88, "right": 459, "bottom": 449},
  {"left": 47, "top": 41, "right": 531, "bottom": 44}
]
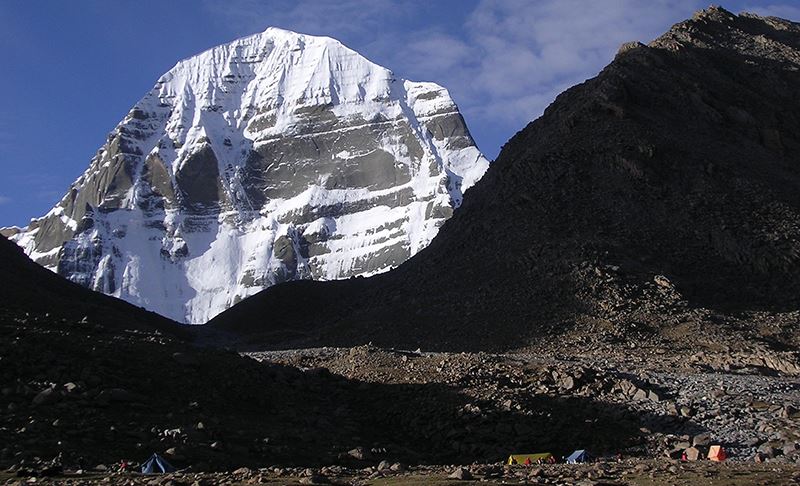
[
  {"left": 208, "top": 7, "right": 800, "bottom": 352},
  {"left": 0, "top": 236, "right": 181, "bottom": 336}
]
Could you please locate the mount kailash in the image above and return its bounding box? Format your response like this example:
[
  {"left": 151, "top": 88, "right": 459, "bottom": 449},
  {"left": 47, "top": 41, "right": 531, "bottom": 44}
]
[{"left": 7, "top": 27, "right": 489, "bottom": 323}]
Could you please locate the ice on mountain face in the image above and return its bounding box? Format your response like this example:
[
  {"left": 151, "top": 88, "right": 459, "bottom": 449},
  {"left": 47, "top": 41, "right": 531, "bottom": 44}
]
[{"left": 13, "top": 27, "right": 489, "bottom": 323}]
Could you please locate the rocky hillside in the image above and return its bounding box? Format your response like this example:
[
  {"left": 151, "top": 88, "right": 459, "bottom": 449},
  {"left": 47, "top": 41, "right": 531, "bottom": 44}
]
[
  {"left": 10, "top": 27, "right": 488, "bottom": 323},
  {"left": 208, "top": 7, "right": 800, "bottom": 352},
  {"left": 0, "top": 236, "right": 178, "bottom": 335},
  {"left": 4, "top": 228, "right": 800, "bottom": 474}
]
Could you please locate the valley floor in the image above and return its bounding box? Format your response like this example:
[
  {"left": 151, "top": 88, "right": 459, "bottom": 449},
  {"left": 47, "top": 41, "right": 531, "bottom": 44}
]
[
  {"left": 2, "top": 461, "right": 799, "bottom": 485},
  {"left": 2, "top": 312, "right": 799, "bottom": 484}
]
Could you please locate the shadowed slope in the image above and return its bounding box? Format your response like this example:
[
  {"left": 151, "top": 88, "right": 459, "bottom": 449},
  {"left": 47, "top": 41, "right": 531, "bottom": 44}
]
[
  {"left": 209, "top": 7, "right": 800, "bottom": 352},
  {"left": 0, "top": 236, "right": 182, "bottom": 335}
]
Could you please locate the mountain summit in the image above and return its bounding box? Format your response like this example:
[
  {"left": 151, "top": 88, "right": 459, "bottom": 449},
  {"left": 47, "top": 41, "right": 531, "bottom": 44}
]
[{"left": 11, "top": 27, "right": 489, "bottom": 323}]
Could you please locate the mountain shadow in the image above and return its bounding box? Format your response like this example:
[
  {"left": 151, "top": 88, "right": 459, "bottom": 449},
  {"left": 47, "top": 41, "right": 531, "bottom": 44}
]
[{"left": 207, "top": 7, "right": 800, "bottom": 352}]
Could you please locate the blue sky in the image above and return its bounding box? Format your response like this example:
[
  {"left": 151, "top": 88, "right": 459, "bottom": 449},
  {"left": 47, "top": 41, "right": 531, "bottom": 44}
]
[{"left": 1, "top": 0, "right": 799, "bottom": 227}]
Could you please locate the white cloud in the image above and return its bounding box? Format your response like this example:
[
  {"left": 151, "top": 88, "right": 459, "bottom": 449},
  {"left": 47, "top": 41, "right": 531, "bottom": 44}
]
[
  {"left": 743, "top": 4, "right": 800, "bottom": 20},
  {"left": 444, "top": 0, "right": 703, "bottom": 126},
  {"left": 347, "top": 0, "right": 705, "bottom": 150},
  {"left": 0, "top": 196, "right": 10, "bottom": 205}
]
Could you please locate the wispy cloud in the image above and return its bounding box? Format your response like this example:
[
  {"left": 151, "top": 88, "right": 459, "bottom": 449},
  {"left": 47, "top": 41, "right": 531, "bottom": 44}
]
[
  {"left": 743, "top": 4, "right": 800, "bottom": 20},
  {"left": 406, "top": 0, "right": 704, "bottom": 127},
  {"left": 0, "top": 196, "right": 11, "bottom": 205},
  {"left": 202, "top": 0, "right": 414, "bottom": 38}
]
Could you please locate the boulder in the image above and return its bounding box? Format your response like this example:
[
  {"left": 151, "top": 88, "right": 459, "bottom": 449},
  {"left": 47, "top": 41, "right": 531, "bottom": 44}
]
[
  {"left": 448, "top": 468, "right": 472, "bottom": 480},
  {"left": 32, "top": 387, "right": 58, "bottom": 406},
  {"left": 347, "top": 447, "right": 369, "bottom": 460},
  {"left": 684, "top": 447, "right": 701, "bottom": 461},
  {"left": 299, "top": 475, "right": 329, "bottom": 485}
]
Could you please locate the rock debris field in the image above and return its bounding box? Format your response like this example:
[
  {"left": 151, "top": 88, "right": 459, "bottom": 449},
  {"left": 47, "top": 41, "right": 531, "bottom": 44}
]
[{"left": 3, "top": 311, "right": 800, "bottom": 484}]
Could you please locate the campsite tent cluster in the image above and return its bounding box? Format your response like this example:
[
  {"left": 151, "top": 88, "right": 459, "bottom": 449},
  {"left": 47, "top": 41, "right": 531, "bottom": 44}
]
[
  {"left": 131, "top": 446, "right": 727, "bottom": 475},
  {"left": 509, "top": 446, "right": 727, "bottom": 466},
  {"left": 507, "top": 450, "right": 589, "bottom": 465},
  {"left": 682, "top": 445, "right": 728, "bottom": 462}
]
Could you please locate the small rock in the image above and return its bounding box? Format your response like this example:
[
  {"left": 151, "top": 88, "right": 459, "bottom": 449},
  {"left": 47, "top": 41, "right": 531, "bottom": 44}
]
[
  {"left": 299, "top": 476, "right": 329, "bottom": 485},
  {"left": 654, "top": 275, "right": 672, "bottom": 288},
  {"left": 348, "top": 447, "right": 368, "bottom": 460},
  {"left": 32, "top": 387, "right": 57, "bottom": 406},
  {"left": 448, "top": 468, "right": 472, "bottom": 480},
  {"left": 684, "top": 447, "right": 701, "bottom": 461},
  {"left": 757, "top": 443, "right": 777, "bottom": 458}
]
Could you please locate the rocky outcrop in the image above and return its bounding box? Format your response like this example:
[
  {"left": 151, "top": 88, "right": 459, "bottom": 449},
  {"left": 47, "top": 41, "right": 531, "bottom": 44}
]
[{"left": 208, "top": 8, "right": 800, "bottom": 353}]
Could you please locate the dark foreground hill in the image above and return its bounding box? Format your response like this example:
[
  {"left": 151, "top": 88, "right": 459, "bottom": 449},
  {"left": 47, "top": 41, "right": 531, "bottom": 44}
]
[
  {"left": 208, "top": 7, "right": 800, "bottom": 352},
  {"left": 0, "top": 236, "right": 180, "bottom": 335},
  {"left": 0, "top": 242, "right": 654, "bottom": 470}
]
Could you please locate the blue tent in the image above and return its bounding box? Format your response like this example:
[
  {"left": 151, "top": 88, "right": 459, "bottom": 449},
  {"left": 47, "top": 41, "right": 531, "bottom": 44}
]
[
  {"left": 141, "top": 453, "right": 176, "bottom": 474},
  {"left": 566, "top": 450, "right": 589, "bottom": 464}
]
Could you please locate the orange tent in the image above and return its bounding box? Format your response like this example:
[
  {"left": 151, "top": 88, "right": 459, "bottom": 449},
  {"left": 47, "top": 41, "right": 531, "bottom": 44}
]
[{"left": 708, "top": 445, "right": 727, "bottom": 461}]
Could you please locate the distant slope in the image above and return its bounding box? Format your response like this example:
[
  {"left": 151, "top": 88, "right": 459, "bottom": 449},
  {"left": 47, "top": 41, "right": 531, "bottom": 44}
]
[
  {"left": 208, "top": 7, "right": 800, "bottom": 351},
  {"left": 0, "top": 236, "right": 181, "bottom": 335}
]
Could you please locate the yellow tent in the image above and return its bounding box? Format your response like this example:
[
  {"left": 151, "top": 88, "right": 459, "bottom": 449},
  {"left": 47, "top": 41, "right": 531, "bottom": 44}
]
[{"left": 507, "top": 453, "right": 554, "bottom": 465}]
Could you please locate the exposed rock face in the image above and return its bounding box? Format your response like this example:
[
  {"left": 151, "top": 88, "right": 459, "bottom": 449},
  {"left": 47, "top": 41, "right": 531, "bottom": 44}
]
[
  {"left": 208, "top": 8, "right": 800, "bottom": 351},
  {"left": 12, "top": 27, "right": 489, "bottom": 323}
]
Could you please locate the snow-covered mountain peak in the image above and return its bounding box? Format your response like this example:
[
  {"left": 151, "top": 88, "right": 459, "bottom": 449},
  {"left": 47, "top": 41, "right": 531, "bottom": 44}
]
[
  {"left": 156, "top": 26, "right": 393, "bottom": 107},
  {"left": 13, "top": 28, "right": 489, "bottom": 323}
]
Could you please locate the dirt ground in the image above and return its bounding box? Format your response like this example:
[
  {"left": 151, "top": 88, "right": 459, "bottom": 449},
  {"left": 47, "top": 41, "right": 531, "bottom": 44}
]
[{"left": 2, "top": 461, "right": 799, "bottom": 485}]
